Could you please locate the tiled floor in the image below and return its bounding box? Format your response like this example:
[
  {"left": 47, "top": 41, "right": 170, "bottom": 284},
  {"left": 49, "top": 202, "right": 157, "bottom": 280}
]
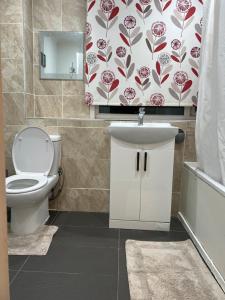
[{"left": 9, "top": 211, "right": 188, "bottom": 300}]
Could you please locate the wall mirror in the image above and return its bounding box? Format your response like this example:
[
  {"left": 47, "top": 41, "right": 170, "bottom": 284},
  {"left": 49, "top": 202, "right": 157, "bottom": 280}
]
[{"left": 39, "top": 31, "right": 84, "bottom": 80}]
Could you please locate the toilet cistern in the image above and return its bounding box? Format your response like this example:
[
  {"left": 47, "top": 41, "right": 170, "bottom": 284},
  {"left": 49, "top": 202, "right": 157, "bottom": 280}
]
[{"left": 138, "top": 107, "right": 145, "bottom": 126}]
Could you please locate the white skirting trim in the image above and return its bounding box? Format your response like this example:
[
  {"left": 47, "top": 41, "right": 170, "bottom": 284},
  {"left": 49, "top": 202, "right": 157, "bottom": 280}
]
[
  {"left": 178, "top": 212, "right": 225, "bottom": 293},
  {"left": 109, "top": 219, "right": 170, "bottom": 231}
]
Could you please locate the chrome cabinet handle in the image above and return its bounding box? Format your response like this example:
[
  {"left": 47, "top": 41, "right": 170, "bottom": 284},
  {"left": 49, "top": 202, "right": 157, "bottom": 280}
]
[
  {"left": 144, "top": 152, "right": 147, "bottom": 172},
  {"left": 137, "top": 152, "right": 140, "bottom": 171}
]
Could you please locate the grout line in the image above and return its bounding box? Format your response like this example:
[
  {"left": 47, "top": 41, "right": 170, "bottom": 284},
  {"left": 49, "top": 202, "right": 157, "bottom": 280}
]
[
  {"left": 55, "top": 224, "right": 110, "bottom": 229},
  {"left": 0, "top": 23, "right": 22, "bottom": 25},
  {"left": 10, "top": 256, "right": 30, "bottom": 286},
  {"left": 19, "top": 270, "right": 115, "bottom": 277}
]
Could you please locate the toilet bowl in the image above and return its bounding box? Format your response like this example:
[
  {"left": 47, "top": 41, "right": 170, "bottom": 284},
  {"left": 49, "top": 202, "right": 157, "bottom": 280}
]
[{"left": 6, "top": 127, "right": 62, "bottom": 235}]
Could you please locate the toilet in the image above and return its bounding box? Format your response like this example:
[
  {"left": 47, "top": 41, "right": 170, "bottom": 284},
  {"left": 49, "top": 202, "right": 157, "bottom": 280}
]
[{"left": 6, "top": 127, "right": 62, "bottom": 235}]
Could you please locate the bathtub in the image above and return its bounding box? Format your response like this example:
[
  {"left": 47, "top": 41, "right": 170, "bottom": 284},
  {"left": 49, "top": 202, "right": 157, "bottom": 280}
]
[{"left": 179, "top": 162, "right": 225, "bottom": 292}]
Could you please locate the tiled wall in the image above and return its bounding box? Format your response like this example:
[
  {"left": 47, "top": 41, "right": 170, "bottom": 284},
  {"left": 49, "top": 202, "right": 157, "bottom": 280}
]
[
  {"left": 1, "top": 0, "right": 24, "bottom": 125},
  {"left": 30, "top": 0, "right": 89, "bottom": 119},
  {"left": 1, "top": 0, "right": 196, "bottom": 216}
]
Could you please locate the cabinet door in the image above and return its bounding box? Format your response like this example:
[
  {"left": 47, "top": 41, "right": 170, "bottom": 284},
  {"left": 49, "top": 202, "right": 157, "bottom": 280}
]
[
  {"left": 110, "top": 138, "right": 141, "bottom": 221},
  {"left": 140, "top": 144, "right": 174, "bottom": 222}
]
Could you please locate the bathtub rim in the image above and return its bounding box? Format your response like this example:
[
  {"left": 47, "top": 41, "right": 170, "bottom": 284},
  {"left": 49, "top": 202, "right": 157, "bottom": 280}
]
[{"left": 184, "top": 162, "right": 225, "bottom": 198}]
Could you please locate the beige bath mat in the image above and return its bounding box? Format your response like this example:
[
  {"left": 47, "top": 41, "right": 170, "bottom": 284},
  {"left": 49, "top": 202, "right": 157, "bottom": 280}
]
[
  {"left": 8, "top": 225, "right": 58, "bottom": 255},
  {"left": 126, "top": 239, "right": 225, "bottom": 300}
]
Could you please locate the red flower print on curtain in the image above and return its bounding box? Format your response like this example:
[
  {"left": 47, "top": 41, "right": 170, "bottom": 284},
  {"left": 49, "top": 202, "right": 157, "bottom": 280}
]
[
  {"left": 189, "top": 47, "right": 200, "bottom": 77},
  {"left": 119, "top": 87, "right": 141, "bottom": 106},
  {"left": 146, "top": 21, "right": 167, "bottom": 59},
  {"left": 152, "top": 53, "right": 173, "bottom": 87},
  {"left": 85, "top": 92, "right": 94, "bottom": 105},
  {"left": 85, "top": 0, "right": 203, "bottom": 106},
  {"left": 169, "top": 71, "right": 192, "bottom": 105},
  {"left": 96, "top": 0, "right": 119, "bottom": 37},
  {"left": 85, "top": 52, "right": 100, "bottom": 86},
  {"left": 119, "top": 16, "right": 143, "bottom": 53},
  {"left": 86, "top": 22, "right": 93, "bottom": 51},
  {"left": 170, "top": 39, "right": 187, "bottom": 67},
  {"left": 154, "top": 0, "right": 172, "bottom": 15},
  {"left": 114, "top": 50, "right": 135, "bottom": 80},
  {"left": 97, "top": 70, "right": 119, "bottom": 104},
  {"left": 171, "top": 0, "right": 196, "bottom": 37},
  {"left": 96, "top": 39, "right": 113, "bottom": 66},
  {"left": 120, "top": 0, "right": 134, "bottom": 7},
  {"left": 135, "top": 66, "right": 151, "bottom": 95},
  {"left": 149, "top": 93, "right": 165, "bottom": 106},
  {"left": 135, "top": 0, "right": 152, "bottom": 24},
  {"left": 87, "top": 0, "right": 96, "bottom": 12},
  {"left": 189, "top": 17, "right": 202, "bottom": 79}
]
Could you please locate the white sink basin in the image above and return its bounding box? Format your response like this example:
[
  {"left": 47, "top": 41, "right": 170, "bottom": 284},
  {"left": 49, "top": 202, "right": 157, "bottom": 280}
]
[{"left": 108, "top": 122, "right": 178, "bottom": 144}]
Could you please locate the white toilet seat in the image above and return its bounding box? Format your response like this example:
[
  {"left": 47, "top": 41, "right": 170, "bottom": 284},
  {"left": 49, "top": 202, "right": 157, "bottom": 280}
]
[{"left": 6, "top": 174, "right": 48, "bottom": 194}]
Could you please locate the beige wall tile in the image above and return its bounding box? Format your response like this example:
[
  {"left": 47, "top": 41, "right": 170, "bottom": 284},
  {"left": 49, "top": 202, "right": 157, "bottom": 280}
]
[
  {"left": 5, "top": 156, "right": 15, "bottom": 176},
  {"left": 186, "top": 120, "right": 196, "bottom": 130},
  {"left": 49, "top": 198, "right": 58, "bottom": 210},
  {"left": 0, "top": 24, "right": 23, "bottom": 60},
  {"left": 33, "top": 0, "right": 62, "bottom": 31},
  {"left": 33, "top": 33, "right": 39, "bottom": 65},
  {"left": 57, "top": 188, "right": 109, "bottom": 212},
  {"left": 63, "top": 80, "right": 84, "bottom": 96},
  {"left": 57, "top": 119, "right": 109, "bottom": 127},
  {"left": 170, "top": 121, "right": 187, "bottom": 132},
  {"left": 63, "top": 95, "right": 89, "bottom": 119},
  {"left": 34, "top": 66, "right": 62, "bottom": 95},
  {"left": 0, "top": 0, "right": 22, "bottom": 23},
  {"left": 3, "top": 93, "right": 25, "bottom": 125},
  {"left": 24, "top": 27, "right": 33, "bottom": 93},
  {"left": 25, "top": 94, "right": 34, "bottom": 118},
  {"left": 4, "top": 125, "right": 25, "bottom": 158},
  {"left": 1, "top": 59, "right": 24, "bottom": 92},
  {"left": 35, "top": 96, "right": 62, "bottom": 118},
  {"left": 62, "top": 0, "right": 86, "bottom": 31},
  {"left": 23, "top": 0, "right": 32, "bottom": 30},
  {"left": 184, "top": 131, "right": 196, "bottom": 162},
  {"left": 26, "top": 118, "right": 58, "bottom": 127},
  {"left": 172, "top": 146, "right": 184, "bottom": 193},
  {"left": 62, "top": 157, "right": 110, "bottom": 189},
  {"left": 58, "top": 127, "right": 110, "bottom": 159}
]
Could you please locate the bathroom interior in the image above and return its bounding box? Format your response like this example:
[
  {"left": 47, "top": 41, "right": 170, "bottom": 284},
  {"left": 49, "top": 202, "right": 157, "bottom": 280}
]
[{"left": 0, "top": 0, "right": 225, "bottom": 299}]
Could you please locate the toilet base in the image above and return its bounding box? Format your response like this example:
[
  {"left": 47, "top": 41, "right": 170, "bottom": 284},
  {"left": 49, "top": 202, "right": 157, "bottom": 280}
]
[{"left": 10, "top": 197, "right": 49, "bottom": 235}]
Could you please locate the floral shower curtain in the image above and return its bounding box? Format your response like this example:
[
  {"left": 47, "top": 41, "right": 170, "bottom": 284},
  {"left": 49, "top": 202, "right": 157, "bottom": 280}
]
[
  {"left": 85, "top": 0, "right": 203, "bottom": 106},
  {"left": 196, "top": 0, "right": 225, "bottom": 185}
]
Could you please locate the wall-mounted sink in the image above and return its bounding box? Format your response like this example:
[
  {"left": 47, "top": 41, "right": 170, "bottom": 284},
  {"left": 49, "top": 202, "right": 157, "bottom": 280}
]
[{"left": 108, "top": 122, "right": 178, "bottom": 144}]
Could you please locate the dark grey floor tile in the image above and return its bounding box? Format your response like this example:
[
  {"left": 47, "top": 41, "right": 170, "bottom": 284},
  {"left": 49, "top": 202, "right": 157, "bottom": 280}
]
[
  {"left": 52, "top": 225, "right": 119, "bottom": 248},
  {"left": 45, "top": 210, "right": 59, "bottom": 225},
  {"left": 170, "top": 217, "right": 186, "bottom": 232},
  {"left": 9, "top": 270, "right": 18, "bottom": 284},
  {"left": 53, "top": 212, "right": 109, "bottom": 228},
  {"left": 119, "top": 229, "right": 189, "bottom": 248},
  {"left": 23, "top": 245, "right": 118, "bottom": 275},
  {"left": 118, "top": 248, "right": 130, "bottom": 300},
  {"left": 8, "top": 255, "right": 28, "bottom": 271},
  {"left": 10, "top": 271, "right": 117, "bottom": 300},
  {"left": 119, "top": 247, "right": 128, "bottom": 275},
  {"left": 118, "top": 274, "right": 130, "bottom": 300}
]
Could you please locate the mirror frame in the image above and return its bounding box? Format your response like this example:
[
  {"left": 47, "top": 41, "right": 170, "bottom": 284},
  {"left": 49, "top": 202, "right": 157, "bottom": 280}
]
[{"left": 39, "top": 31, "right": 84, "bottom": 81}]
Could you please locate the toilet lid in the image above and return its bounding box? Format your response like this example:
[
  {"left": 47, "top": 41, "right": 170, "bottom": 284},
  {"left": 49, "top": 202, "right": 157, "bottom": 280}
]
[{"left": 12, "top": 127, "right": 54, "bottom": 176}]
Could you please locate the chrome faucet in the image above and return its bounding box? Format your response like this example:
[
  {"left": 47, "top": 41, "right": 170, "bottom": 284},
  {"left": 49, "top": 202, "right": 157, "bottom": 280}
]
[{"left": 138, "top": 107, "right": 145, "bottom": 126}]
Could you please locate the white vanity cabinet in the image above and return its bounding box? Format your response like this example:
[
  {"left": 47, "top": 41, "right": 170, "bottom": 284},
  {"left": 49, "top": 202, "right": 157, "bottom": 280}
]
[{"left": 109, "top": 128, "right": 177, "bottom": 231}]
